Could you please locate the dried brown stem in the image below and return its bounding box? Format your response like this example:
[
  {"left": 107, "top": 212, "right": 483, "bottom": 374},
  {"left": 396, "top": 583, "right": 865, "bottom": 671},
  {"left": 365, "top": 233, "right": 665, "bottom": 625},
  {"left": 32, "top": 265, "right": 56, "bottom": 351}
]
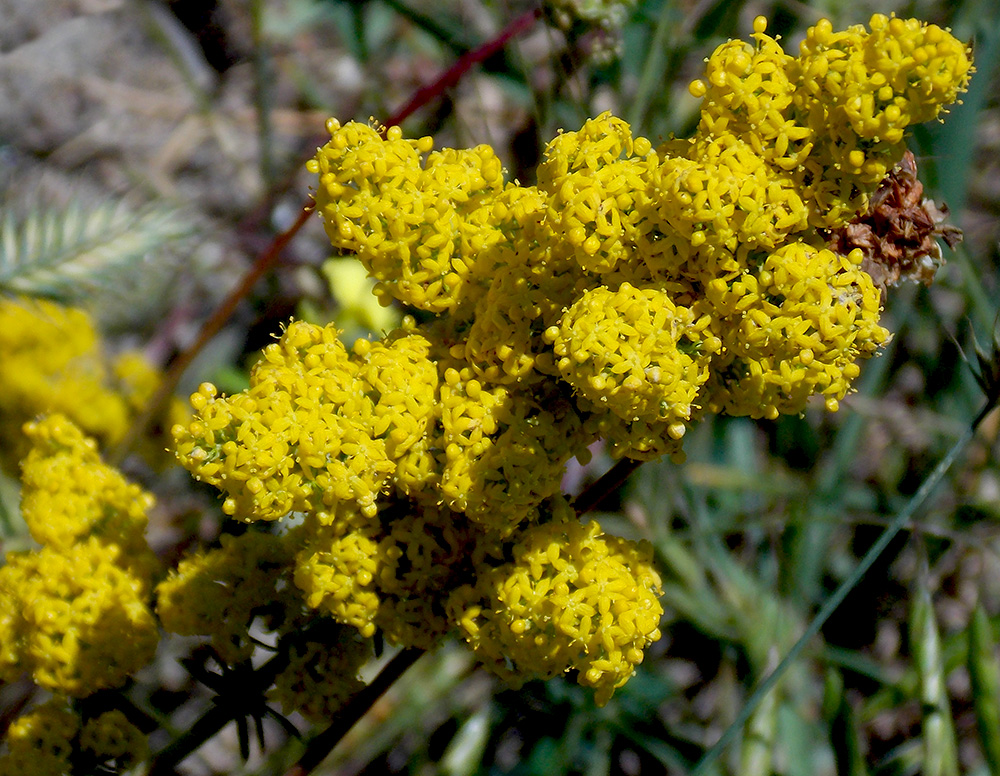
[{"left": 573, "top": 457, "right": 643, "bottom": 516}]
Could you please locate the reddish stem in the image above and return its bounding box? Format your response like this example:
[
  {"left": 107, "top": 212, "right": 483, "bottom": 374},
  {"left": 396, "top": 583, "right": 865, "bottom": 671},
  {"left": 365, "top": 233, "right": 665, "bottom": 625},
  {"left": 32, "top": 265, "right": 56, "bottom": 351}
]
[
  {"left": 387, "top": 7, "right": 542, "bottom": 127},
  {"left": 109, "top": 206, "right": 313, "bottom": 465}
]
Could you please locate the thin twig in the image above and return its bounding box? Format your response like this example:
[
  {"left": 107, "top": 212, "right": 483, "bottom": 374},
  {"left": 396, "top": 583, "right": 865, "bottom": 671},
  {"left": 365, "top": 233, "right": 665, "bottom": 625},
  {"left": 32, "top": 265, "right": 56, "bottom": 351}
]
[
  {"left": 283, "top": 648, "right": 424, "bottom": 776},
  {"left": 573, "top": 457, "right": 643, "bottom": 516},
  {"left": 387, "top": 8, "right": 542, "bottom": 127},
  {"left": 109, "top": 205, "right": 313, "bottom": 466}
]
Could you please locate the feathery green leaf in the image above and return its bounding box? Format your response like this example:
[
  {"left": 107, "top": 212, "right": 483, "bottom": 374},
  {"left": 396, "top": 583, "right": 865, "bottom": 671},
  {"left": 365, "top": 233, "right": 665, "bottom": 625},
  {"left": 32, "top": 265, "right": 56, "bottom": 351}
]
[{"left": 0, "top": 196, "right": 192, "bottom": 305}]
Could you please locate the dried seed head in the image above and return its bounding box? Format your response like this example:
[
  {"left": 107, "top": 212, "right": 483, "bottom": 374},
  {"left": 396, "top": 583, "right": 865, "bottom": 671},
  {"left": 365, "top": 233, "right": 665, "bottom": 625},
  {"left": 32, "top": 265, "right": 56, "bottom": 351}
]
[{"left": 826, "top": 150, "right": 963, "bottom": 294}]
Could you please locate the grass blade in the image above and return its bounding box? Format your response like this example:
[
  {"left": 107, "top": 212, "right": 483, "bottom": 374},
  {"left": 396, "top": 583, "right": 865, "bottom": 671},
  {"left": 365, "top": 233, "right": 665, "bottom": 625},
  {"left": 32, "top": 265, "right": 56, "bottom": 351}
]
[
  {"left": 969, "top": 604, "right": 1000, "bottom": 776},
  {"left": 911, "top": 582, "right": 959, "bottom": 776}
]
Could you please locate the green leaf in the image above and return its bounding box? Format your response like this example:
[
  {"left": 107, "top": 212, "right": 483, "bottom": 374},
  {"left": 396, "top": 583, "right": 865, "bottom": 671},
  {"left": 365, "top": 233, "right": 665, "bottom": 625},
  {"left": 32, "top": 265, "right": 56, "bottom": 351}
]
[
  {"left": 0, "top": 196, "right": 192, "bottom": 306},
  {"left": 910, "top": 584, "right": 960, "bottom": 776},
  {"left": 969, "top": 604, "right": 1000, "bottom": 776}
]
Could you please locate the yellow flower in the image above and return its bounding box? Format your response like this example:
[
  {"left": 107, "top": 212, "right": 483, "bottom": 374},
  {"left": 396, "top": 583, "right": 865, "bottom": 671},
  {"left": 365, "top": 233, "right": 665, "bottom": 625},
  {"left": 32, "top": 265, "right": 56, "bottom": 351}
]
[
  {"left": 449, "top": 498, "right": 663, "bottom": 706},
  {"left": 269, "top": 626, "right": 369, "bottom": 721},
  {"left": 19, "top": 415, "right": 158, "bottom": 581},
  {"left": 0, "top": 699, "right": 78, "bottom": 776},
  {"left": 550, "top": 282, "right": 718, "bottom": 428},
  {"left": 173, "top": 321, "right": 392, "bottom": 521},
  {"left": 310, "top": 120, "right": 505, "bottom": 314},
  {"left": 0, "top": 298, "right": 180, "bottom": 470},
  {"left": 79, "top": 709, "right": 149, "bottom": 772},
  {"left": 293, "top": 508, "right": 382, "bottom": 637},
  {"left": 438, "top": 362, "right": 589, "bottom": 535},
  {"left": 537, "top": 113, "right": 659, "bottom": 276},
  {"left": 704, "top": 244, "right": 889, "bottom": 418},
  {"left": 156, "top": 530, "right": 299, "bottom": 665},
  {"left": 0, "top": 538, "right": 158, "bottom": 696},
  {"left": 0, "top": 298, "right": 127, "bottom": 468}
]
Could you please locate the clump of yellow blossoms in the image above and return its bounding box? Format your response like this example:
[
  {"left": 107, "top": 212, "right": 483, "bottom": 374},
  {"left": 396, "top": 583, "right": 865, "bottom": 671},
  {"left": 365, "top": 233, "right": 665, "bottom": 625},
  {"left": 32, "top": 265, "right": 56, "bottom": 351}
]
[
  {"left": 0, "top": 699, "right": 148, "bottom": 776},
  {"left": 0, "top": 417, "right": 160, "bottom": 696},
  {"left": 0, "top": 297, "right": 186, "bottom": 470},
  {"left": 169, "top": 15, "right": 970, "bottom": 704},
  {"left": 448, "top": 497, "right": 663, "bottom": 706},
  {"left": 0, "top": 418, "right": 158, "bottom": 773}
]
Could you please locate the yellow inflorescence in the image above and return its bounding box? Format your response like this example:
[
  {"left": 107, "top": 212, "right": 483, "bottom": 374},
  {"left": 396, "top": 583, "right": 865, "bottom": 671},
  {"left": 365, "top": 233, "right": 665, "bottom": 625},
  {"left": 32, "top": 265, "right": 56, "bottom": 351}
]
[
  {"left": 551, "top": 282, "right": 718, "bottom": 426},
  {"left": 269, "top": 629, "right": 369, "bottom": 721},
  {"left": 156, "top": 530, "right": 302, "bottom": 664},
  {"left": 308, "top": 121, "right": 506, "bottom": 314},
  {"left": 0, "top": 297, "right": 184, "bottom": 471},
  {"left": 78, "top": 709, "right": 150, "bottom": 772},
  {"left": 704, "top": 244, "right": 888, "bottom": 418},
  {"left": 0, "top": 537, "right": 159, "bottom": 695},
  {"left": 0, "top": 700, "right": 78, "bottom": 776},
  {"left": 19, "top": 415, "right": 159, "bottom": 579},
  {"left": 293, "top": 509, "right": 383, "bottom": 637},
  {"left": 448, "top": 498, "right": 663, "bottom": 706},
  {"left": 173, "top": 321, "right": 395, "bottom": 520},
  {"left": 0, "top": 416, "right": 159, "bottom": 697},
  {"left": 0, "top": 700, "right": 148, "bottom": 776},
  {"left": 165, "top": 15, "right": 971, "bottom": 705}
]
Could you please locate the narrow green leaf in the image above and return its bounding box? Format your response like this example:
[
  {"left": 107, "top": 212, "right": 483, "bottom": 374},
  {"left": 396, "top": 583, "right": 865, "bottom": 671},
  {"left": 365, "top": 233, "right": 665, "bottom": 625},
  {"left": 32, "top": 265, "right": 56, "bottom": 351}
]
[
  {"left": 911, "top": 584, "right": 959, "bottom": 776},
  {"left": 738, "top": 670, "right": 778, "bottom": 776},
  {"left": 824, "top": 668, "right": 870, "bottom": 776},
  {"left": 441, "top": 706, "right": 491, "bottom": 776},
  {"left": 969, "top": 604, "right": 1000, "bottom": 776}
]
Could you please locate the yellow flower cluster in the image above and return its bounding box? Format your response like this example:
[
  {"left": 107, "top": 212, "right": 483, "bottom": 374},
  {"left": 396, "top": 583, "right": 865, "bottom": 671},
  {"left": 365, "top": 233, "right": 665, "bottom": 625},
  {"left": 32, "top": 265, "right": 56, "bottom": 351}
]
[
  {"left": 549, "top": 282, "right": 718, "bottom": 426},
  {"left": 268, "top": 626, "right": 369, "bottom": 721},
  {"left": 0, "top": 297, "right": 185, "bottom": 470},
  {"left": 0, "top": 700, "right": 77, "bottom": 776},
  {"left": 449, "top": 497, "right": 663, "bottom": 706},
  {"left": 0, "top": 700, "right": 147, "bottom": 776},
  {"left": 155, "top": 525, "right": 379, "bottom": 719},
  {"left": 704, "top": 243, "right": 887, "bottom": 417},
  {"left": 291, "top": 499, "right": 495, "bottom": 648},
  {"left": 293, "top": 506, "right": 383, "bottom": 636},
  {"left": 169, "top": 15, "right": 969, "bottom": 703},
  {"left": 0, "top": 416, "right": 159, "bottom": 696},
  {"left": 172, "top": 321, "right": 434, "bottom": 521},
  {"left": 19, "top": 412, "right": 159, "bottom": 578},
  {"left": 793, "top": 15, "right": 972, "bottom": 220},
  {"left": 309, "top": 122, "right": 506, "bottom": 314},
  {"left": 311, "top": 16, "right": 967, "bottom": 431},
  {"left": 156, "top": 530, "right": 303, "bottom": 664},
  {"left": 689, "top": 15, "right": 972, "bottom": 230},
  {"left": 174, "top": 318, "right": 587, "bottom": 537}
]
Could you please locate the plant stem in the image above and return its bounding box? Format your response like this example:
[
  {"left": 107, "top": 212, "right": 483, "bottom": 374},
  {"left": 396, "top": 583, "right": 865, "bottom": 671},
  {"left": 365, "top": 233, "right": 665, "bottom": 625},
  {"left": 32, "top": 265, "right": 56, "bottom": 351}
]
[
  {"left": 109, "top": 205, "right": 313, "bottom": 466},
  {"left": 573, "top": 457, "right": 642, "bottom": 516},
  {"left": 387, "top": 7, "right": 542, "bottom": 127},
  {"left": 283, "top": 648, "right": 424, "bottom": 776},
  {"left": 148, "top": 648, "right": 295, "bottom": 775}
]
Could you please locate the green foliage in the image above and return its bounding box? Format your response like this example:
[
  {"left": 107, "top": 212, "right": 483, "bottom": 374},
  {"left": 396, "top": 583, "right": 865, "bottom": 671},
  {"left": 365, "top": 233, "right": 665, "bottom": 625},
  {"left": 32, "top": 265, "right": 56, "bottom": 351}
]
[{"left": 0, "top": 195, "right": 191, "bottom": 306}]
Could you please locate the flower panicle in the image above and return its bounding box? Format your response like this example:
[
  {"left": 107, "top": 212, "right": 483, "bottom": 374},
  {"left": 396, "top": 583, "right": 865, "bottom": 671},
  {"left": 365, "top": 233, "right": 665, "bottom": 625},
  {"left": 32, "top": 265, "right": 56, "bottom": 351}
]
[{"left": 165, "top": 13, "right": 974, "bottom": 706}]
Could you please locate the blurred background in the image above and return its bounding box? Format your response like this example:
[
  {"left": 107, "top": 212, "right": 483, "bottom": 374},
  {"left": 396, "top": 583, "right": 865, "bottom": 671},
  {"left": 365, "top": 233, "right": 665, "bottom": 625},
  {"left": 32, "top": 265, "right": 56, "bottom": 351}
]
[{"left": 1, "top": 0, "right": 999, "bottom": 773}]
